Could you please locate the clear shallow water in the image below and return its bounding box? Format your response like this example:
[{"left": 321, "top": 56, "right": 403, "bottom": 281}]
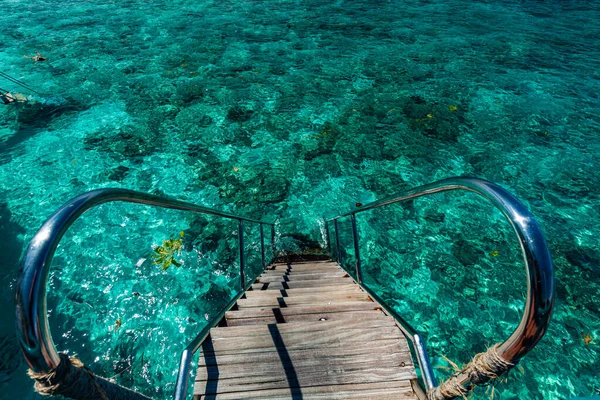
[{"left": 0, "top": 0, "right": 598, "bottom": 399}]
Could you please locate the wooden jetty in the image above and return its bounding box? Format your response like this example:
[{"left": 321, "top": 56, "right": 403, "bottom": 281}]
[{"left": 194, "top": 260, "right": 424, "bottom": 399}]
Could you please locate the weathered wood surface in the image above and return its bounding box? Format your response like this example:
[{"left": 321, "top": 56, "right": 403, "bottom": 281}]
[{"left": 194, "top": 260, "right": 419, "bottom": 399}]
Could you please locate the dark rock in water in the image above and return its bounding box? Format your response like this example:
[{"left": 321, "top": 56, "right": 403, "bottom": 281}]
[
  {"left": 252, "top": 171, "right": 291, "bottom": 203},
  {"left": 175, "top": 79, "right": 204, "bottom": 105},
  {"left": 278, "top": 232, "right": 323, "bottom": 254},
  {"left": 69, "top": 177, "right": 86, "bottom": 188},
  {"left": 226, "top": 106, "right": 253, "bottom": 122},
  {"left": 0, "top": 336, "right": 22, "bottom": 376},
  {"left": 565, "top": 249, "right": 600, "bottom": 274},
  {"left": 84, "top": 125, "right": 162, "bottom": 159},
  {"left": 107, "top": 165, "right": 130, "bottom": 182},
  {"left": 198, "top": 114, "right": 213, "bottom": 127},
  {"left": 361, "top": 170, "right": 406, "bottom": 197},
  {"left": 15, "top": 96, "right": 89, "bottom": 128},
  {"left": 302, "top": 122, "right": 342, "bottom": 160},
  {"left": 451, "top": 239, "right": 483, "bottom": 267},
  {"left": 151, "top": 188, "right": 167, "bottom": 197},
  {"left": 0, "top": 97, "right": 90, "bottom": 156},
  {"left": 0, "top": 202, "right": 25, "bottom": 281},
  {"left": 410, "top": 95, "right": 427, "bottom": 105},
  {"left": 423, "top": 210, "right": 446, "bottom": 223},
  {"left": 270, "top": 66, "right": 286, "bottom": 76},
  {"left": 401, "top": 96, "right": 462, "bottom": 143},
  {"left": 108, "top": 334, "right": 137, "bottom": 387}
]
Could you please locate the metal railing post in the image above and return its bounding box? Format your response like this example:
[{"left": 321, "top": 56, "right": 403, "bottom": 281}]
[
  {"left": 324, "top": 218, "right": 331, "bottom": 255},
  {"left": 271, "top": 224, "right": 276, "bottom": 257},
  {"left": 350, "top": 213, "right": 362, "bottom": 283},
  {"left": 260, "top": 223, "right": 266, "bottom": 269},
  {"left": 333, "top": 219, "right": 342, "bottom": 264},
  {"left": 238, "top": 220, "right": 245, "bottom": 289}
]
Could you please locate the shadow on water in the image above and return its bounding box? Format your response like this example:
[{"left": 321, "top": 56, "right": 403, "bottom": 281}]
[
  {"left": 0, "top": 202, "right": 25, "bottom": 385},
  {"left": 0, "top": 201, "right": 24, "bottom": 283},
  {"left": 0, "top": 98, "right": 89, "bottom": 164}
]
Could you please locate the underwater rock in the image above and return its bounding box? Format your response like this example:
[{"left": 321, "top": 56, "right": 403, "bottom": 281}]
[
  {"left": 565, "top": 249, "right": 600, "bottom": 275},
  {"left": 197, "top": 114, "right": 214, "bottom": 127},
  {"left": 451, "top": 239, "right": 484, "bottom": 267},
  {"left": 186, "top": 217, "right": 237, "bottom": 258},
  {"left": 0, "top": 202, "right": 25, "bottom": 277},
  {"left": 304, "top": 156, "right": 342, "bottom": 179},
  {"left": 147, "top": 104, "right": 180, "bottom": 130},
  {"left": 174, "top": 78, "right": 205, "bottom": 105},
  {"left": 278, "top": 232, "right": 322, "bottom": 254},
  {"left": 175, "top": 103, "right": 216, "bottom": 141},
  {"left": 220, "top": 127, "right": 252, "bottom": 147},
  {"left": 361, "top": 170, "right": 407, "bottom": 197},
  {"left": 423, "top": 209, "right": 446, "bottom": 223},
  {"left": 302, "top": 122, "right": 342, "bottom": 160},
  {"left": 226, "top": 106, "right": 253, "bottom": 122},
  {"left": 401, "top": 96, "right": 463, "bottom": 143},
  {"left": 0, "top": 336, "right": 21, "bottom": 376},
  {"left": 107, "top": 165, "right": 131, "bottom": 182},
  {"left": 84, "top": 125, "right": 162, "bottom": 159},
  {"left": 252, "top": 171, "right": 291, "bottom": 203}
]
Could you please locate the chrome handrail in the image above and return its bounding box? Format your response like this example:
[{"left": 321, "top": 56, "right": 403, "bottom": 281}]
[
  {"left": 14, "top": 188, "right": 275, "bottom": 398},
  {"left": 325, "top": 177, "right": 554, "bottom": 395}
]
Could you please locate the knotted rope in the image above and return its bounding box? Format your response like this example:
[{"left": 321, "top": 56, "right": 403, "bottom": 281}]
[
  {"left": 28, "top": 353, "right": 151, "bottom": 400},
  {"left": 427, "top": 343, "right": 514, "bottom": 400}
]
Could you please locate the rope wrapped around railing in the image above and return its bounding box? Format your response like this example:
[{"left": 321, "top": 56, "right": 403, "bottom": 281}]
[
  {"left": 28, "top": 353, "right": 151, "bottom": 399},
  {"left": 426, "top": 344, "right": 514, "bottom": 400}
]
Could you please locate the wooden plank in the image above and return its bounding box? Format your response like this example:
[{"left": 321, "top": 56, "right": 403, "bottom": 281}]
[
  {"left": 224, "top": 309, "right": 392, "bottom": 326},
  {"left": 197, "top": 340, "right": 411, "bottom": 367},
  {"left": 244, "top": 284, "right": 361, "bottom": 297},
  {"left": 251, "top": 277, "right": 354, "bottom": 290},
  {"left": 257, "top": 271, "right": 348, "bottom": 283},
  {"left": 262, "top": 266, "right": 343, "bottom": 275},
  {"left": 205, "top": 326, "right": 402, "bottom": 354},
  {"left": 210, "top": 318, "right": 396, "bottom": 340},
  {"left": 265, "top": 263, "right": 339, "bottom": 271},
  {"left": 194, "top": 381, "right": 415, "bottom": 400},
  {"left": 226, "top": 302, "right": 382, "bottom": 321},
  {"left": 196, "top": 353, "right": 413, "bottom": 381},
  {"left": 195, "top": 366, "right": 416, "bottom": 393},
  {"left": 237, "top": 292, "right": 370, "bottom": 308}
]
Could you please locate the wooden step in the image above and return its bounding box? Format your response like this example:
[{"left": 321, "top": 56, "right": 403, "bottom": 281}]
[
  {"left": 208, "top": 325, "right": 402, "bottom": 353},
  {"left": 194, "top": 381, "right": 415, "bottom": 400},
  {"left": 195, "top": 366, "right": 415, "bottom": 394},
  {"left": 209, "top": 318, "right": 397, "bottom": 340},
  {"left": 257, "top": 271, "right": 348, "bottom": 283},
  {"left": 237, "top": 291, "right": 371, "bottom": 308},
  {"left": 251, "top": 277, "right": 354, "bottom": 290},
  {"left": 243, "top": 284, "right": 362, "bottom": 297},
  {"left": 198, "top": 340, "right": 409, "bottom": 367},
  {"left": 226, "top": 302, "right": 382, "bottom": 321},
  {"left": 265, "top": 263, "right": 340, "bottom": 272},
  {"left": 262, "top": 266, "right": 343, "bottom": 275},
  {"left": 224, "top": 310, "right": 394, "bottom": 327},
  {"left": 196, "top": 351, "right": 410, "bottom": 380}
]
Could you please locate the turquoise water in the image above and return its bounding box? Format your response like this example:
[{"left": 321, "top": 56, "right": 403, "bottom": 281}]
[{"left": 0, "top": 0, "right": 598, "bottom": 398}]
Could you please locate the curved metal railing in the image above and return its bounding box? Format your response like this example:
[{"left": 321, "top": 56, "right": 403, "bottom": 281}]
[
  {"left": 324, "top": 177, "right": 555, "bottom": 397},
  {"left": 15, "top": 188, "right": 275, "bottom": 399}
]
